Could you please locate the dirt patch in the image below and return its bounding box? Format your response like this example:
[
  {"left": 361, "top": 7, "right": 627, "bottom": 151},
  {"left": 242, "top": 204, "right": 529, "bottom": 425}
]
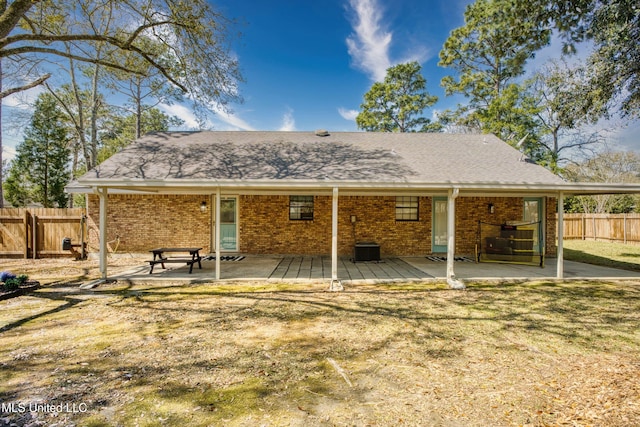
[{"left": 0, "top": 258, "right": 639, "bottom": 426}]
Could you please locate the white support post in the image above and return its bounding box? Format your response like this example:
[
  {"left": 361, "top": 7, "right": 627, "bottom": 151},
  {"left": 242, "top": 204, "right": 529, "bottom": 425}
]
[
  {"left": 330, "top": 187, "right": 343, "bottom": 291},
  {"left": 446, "top": 188, "right": 464, "bottom": 289},
  {"left": 557, "top": 192, "right": 564, "bottom": 279},
  {"left": 98, "top": 187, "right": 108, "bottom": 280},
  {"left": 215, "top": 187, "right": 221, "bottom": 280},
  {"left": 209, "top": 193, "right": 215, "bottom": 253}
]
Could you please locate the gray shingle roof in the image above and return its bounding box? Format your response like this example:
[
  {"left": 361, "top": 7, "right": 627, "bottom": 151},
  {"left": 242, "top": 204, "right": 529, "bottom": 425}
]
[{"left": 80, "top": 131, "right": 565, "bottom": 187}]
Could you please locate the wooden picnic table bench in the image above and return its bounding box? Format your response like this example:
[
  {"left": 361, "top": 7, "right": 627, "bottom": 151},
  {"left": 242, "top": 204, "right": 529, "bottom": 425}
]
[{"left": 148, "top": 247, "right": 203, "bottom": 274}]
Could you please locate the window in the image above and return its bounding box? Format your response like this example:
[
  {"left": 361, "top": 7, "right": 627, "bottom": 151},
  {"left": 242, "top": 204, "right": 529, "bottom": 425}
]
[
  {"left": 290, "top": 196, "right": 314, "bottom": 220},
  {"left": 396, "top": 196, "right": 419, "bottom": 221}
]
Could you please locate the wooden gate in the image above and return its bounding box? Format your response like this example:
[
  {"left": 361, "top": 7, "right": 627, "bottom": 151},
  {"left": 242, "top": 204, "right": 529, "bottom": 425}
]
[{"left": 0, "top": 208, "right": 87, "bottom": 259}]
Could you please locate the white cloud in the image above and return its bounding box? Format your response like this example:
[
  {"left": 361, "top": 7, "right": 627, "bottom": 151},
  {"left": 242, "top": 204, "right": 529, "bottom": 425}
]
[
  {"left": 338, "top": 107, "right": 359, "bottom": 121},
  {"left": 345, "top": 0, "right": 431, "bottom": 82},
  {"left": 158, "top": 103, "right": 200, "bottom": 129},
  {"left": 2, "top": 85, "right": 44, "bottom": 110},
  {"left": 279, "top": 108, "right": 296, "bottom": 131},
  {"left": 345, "top": 0, "right": 392, "bottom": 82},
  {"left": 1, "top": 141, "right": 17, "bottom": 162},
  {"left": 210, "top": 104, "right": 256, "bottom": 131},
  {"left": 159, "top": 102, "right": 256, "bottom": 131}
]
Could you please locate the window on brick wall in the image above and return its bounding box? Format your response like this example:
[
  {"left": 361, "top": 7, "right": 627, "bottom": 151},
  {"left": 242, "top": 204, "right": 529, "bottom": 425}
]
[
  {"left": 290, "top": 196, "right": 314, "bottom": 220},
  {"left": 396, "top": 196, "right": 419, "bottom": 221}
]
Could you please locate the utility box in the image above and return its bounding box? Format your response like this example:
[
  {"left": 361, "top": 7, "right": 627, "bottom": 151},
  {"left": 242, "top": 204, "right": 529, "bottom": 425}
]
[{"left": 353, "top": 242, "right": 380, "bottom": 262}]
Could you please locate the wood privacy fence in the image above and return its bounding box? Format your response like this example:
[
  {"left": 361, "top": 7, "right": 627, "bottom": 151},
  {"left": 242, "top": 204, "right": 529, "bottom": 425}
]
[
  {"left": 0, "top": 208, "right": 87, "bottom": 259},
  {"left": 562, "top": 213, "right": 640, "bottom": 244}
]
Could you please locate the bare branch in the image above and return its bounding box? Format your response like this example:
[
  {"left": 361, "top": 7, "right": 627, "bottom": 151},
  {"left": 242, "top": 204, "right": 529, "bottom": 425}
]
[
  {"left": 0, "top": 73, "right": 50, "bottom": 99},
  {"left": 1, "top": 24, "right": 180, "bottom": 49}
]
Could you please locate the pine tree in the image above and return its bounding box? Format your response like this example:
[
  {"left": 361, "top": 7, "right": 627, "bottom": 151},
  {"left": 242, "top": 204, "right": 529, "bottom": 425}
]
[
  {"left": 4, "top": 93, "right": 70, "bottom": 207},
  {"left": 356, "top": 62, "right": 439, "bottom": 133}
]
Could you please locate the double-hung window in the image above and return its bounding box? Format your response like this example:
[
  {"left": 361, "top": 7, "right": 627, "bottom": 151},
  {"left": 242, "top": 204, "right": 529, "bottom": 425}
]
[
  {"left": 396, "top": 196, "right": 419, "bottom": 221},
  {"left": 290, "top": 196, "right": 314, "bottom": 220}
]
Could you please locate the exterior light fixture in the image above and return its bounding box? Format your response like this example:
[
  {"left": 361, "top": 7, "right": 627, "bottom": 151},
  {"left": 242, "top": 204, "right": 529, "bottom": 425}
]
[
  {"left": 200, "top": 201, "right": 207, "bottom": 213},
  {"left": 488, "top": 203, "right": 495, "bottom": 214}
]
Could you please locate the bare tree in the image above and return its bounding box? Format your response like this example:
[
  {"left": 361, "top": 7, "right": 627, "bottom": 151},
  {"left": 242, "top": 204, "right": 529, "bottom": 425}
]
[
  {"left": 527, "top": 60, "right": 610, "bottom": 170},
  {"left": 0, "top": 0, "right": 243, "bottom": 206},
  {"left": 564, "top": 150, "right": 640, "bottom": 213}
]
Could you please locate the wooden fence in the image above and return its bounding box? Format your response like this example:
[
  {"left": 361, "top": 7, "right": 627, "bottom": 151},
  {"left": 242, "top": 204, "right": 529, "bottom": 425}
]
[
  {"left": 562, "top": 213, "right": 640, "bottom": 244},
  {"left": 0, "top": 208, "right": 87, "bottom": 259}
]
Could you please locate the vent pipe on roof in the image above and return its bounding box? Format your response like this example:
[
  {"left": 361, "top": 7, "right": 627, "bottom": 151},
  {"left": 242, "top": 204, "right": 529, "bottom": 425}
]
[{"left": 315, "top": 129, "right": 330, "bottom": 137}]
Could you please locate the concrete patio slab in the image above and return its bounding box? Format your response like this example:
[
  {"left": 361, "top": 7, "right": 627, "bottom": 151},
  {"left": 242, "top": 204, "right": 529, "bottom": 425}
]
[
  {"left": 403, "top": 257, "right": 640, "bottom": 280},
  {"left": 109, "top": 254, "right": 640, "bottom": 284}
]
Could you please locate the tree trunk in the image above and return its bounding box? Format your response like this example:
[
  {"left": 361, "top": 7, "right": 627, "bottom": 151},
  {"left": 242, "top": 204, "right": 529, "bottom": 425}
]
[
  {"left": 67, "top": 53, "right": 92, "bottom": 171},
  {"left": 136, "top": 78, "right": 142, "bottom": 138},
  {"left": 89, "top": 61, "right": 101, "bottom": 169}
]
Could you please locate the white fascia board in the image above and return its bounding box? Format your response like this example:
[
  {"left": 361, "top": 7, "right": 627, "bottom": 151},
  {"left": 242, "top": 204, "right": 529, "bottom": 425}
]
[{"left": 72, "top": 179, "right": 640, "bottom": 196}]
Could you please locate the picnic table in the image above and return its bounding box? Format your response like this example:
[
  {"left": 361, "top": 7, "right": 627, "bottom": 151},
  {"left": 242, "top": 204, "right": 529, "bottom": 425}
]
[{"left": 148, "top": 247, "right": 203, "bottom": 274}]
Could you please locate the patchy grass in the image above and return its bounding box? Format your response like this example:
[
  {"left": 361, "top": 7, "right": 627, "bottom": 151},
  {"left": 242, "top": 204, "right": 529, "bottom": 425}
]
[
  {"left": 0, "top": 255, "right": 149, "bottom": 285},
  {"left": 0, "top": 276, "right": 639, "bottom": 426},
  {"left": 564, "top": 239, "right": 640, "bottom": 272}
]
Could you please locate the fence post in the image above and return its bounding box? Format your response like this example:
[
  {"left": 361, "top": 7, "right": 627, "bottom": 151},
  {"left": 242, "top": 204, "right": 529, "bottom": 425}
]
[
  {"left": 624, "top": 213, "right": 627, "bottom": 244},
  {"left": 23, "top": 210, "right": 29, "bottom": 259},
  {"left": 32, "top": 214, "right": 37, "bottom": 259},
  {"left": 582, "top": 214, "right": 585, "bottom": 240}
]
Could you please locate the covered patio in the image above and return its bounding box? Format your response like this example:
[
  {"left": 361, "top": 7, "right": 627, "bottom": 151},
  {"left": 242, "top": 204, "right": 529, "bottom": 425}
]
[
  {"left": 68, "top": 131, "right": 640, "bottom": 288},
  {"left": 108, "top": 255, "right": 640, "bottom": 284}
]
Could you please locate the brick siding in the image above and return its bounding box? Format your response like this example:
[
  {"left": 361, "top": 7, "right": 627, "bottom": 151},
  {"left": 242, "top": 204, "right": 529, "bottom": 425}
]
[
  {"left": 87, "top": 194, "right": 557, "bottom": 256},
  {"left": 87, "top": 194, "right": 211, "bottom": 253}
]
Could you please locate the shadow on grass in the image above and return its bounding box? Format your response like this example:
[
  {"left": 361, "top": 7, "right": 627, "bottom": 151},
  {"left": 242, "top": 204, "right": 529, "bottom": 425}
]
[
  {"left": 92, "top": 279, "right": 640, "bottom": 352},
  {"left": 620, "top": 252, "right": 640, "bottom": 258},
  {"left": 0, "top": 292, "right": 84, "bottom": 333},
  {"left": 564, "top": 247, "right": 640, "bottom": 272},
  {"left": 1, "top": 279, "right": 639, "bottom": 425}
]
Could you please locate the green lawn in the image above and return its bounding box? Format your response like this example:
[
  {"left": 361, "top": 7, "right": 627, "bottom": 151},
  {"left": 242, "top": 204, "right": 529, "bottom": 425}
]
[{"left": 563, "top": 239, "right": 640, "bottom": 272}]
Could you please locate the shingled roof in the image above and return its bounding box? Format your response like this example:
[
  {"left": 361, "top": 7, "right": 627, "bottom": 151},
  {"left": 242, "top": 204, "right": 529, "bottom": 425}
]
[{"left": 77, "top": 131, "right": 569, "bottom": 191}]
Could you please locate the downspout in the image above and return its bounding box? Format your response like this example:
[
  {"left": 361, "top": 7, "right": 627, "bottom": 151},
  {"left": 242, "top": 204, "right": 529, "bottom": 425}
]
[
  {"left": 215, "top": 187, "right": 221, "bottom": 280},
  {"left": 209, "top": 193, "right": 214, "bottom": 255},
  {"left": 98, "top": 187, "right": 108, "bottom": 280},
  {"left": 446, "top": 187, "right": 465, "bottom": 289},
  {"left": 557, "top": 192, "right": 564, "bottom": 279},
  {"left": 329, "top": 187, "right": 343, "bottom": 291}
]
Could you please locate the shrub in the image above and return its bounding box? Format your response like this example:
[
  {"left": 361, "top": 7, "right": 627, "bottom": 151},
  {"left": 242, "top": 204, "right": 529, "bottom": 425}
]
[
  {"left": 3, "top": 279, "right": 20, "bottom": 292},
  {"left": 1, "top": 272, "right": 29, "bottom": 292}
]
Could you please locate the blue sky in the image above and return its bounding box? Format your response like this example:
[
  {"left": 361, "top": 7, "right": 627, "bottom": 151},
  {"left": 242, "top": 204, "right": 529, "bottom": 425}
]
[
  {"left": 165, "top": 0, "right": 639, "bottom": 151},
  {"left": 2, "top": 0, "right": 638, "bottom": 160},
  {"left": 163, "top": 0, "right": 472, "bottom": 132}
]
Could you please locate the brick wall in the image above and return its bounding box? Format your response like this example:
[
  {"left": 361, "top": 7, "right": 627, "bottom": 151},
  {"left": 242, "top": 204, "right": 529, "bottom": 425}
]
[
  {"left": 239, "top": 195, "right": 432, "bottom": 256},
  {"left": 87, "top": 193, "right": 557, "bottom": 257},
  {"left": 87, "top": 194, "right": 212, "bottom": 253}
]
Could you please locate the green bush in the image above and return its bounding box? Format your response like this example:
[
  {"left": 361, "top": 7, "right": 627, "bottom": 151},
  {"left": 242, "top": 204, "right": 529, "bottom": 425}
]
[
  {"left": 3, "top": 279, "right": 20, "bottom": 292},
  {"left": 1, "top": 273, "right": 29, "bottom": 292}
]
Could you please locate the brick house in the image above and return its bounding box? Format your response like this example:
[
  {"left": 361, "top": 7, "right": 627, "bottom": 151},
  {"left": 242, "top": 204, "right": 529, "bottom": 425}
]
[{"left": 69, "top": 131, "right": 637, "bottom": 282}]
